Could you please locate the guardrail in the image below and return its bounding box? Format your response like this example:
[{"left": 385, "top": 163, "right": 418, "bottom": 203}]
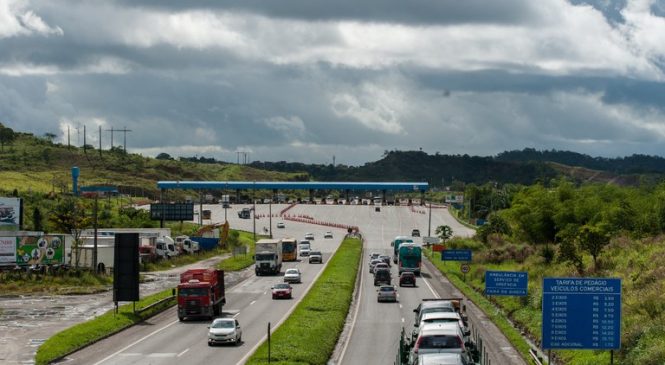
[
  {"left": 529, "top": 348, "right": 544, "bottom": 365},
  {"left": 136, "top": 294, "right": 176, "bottom": 315}
]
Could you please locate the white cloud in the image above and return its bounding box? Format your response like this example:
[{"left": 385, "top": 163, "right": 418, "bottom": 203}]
[
  {"left": 330, "top": 82, "right": 406, "bottom": 134},
  {"left": 0, "top": 57, "right": 132, "bottom": 76},
  {"left": 0, "top": 0, "right": 62, "bottom": 38}
]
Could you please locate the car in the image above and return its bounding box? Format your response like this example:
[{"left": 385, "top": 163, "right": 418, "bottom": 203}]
[
  {"left": 377, "top": 285, "right": 397, "bottom": 302},
  {"left": 283, "top": 268, "right": 302, "bottom": 283},
  {"left": 324, "top": 232, "right": 333, "bottom": 239},
  {"left": 369, "top": 252, "right": 381, "bottom": 261},
  {"left": 373, "top": 262, "right": 389, "bottom": 274},
  {"left": 412, "top": 353, "right": 470, "bottom": 365},
  {"left": 374, "top": 268, "right": 392, "bottom": 286},
  {"left": 399, "top": 272, "right": 417, "bottom": 287},
  {"left": 379, "top": 255, "right": 391, "bottom": 266},
  {"left": 309, "top": 251, "right": 323, "bottom": 263},
  {"left": 304, "top": 233, "right": 315, "bottom": 240},
  {"left": 414, "top": 300, "right": 457, "bottom": 326},
  {"left": 369, "top": 258, "right": 383, "bottom": 273},
  {"left": 418, "top": 312, "right": 471, "bottom": 342},
  {"left": 276, "top": 222, "right": 285, "bottom": 229},
  {"left": 410, "top": 322, "right": 468, "bottom": 359},
  {"left": 272, "top": 283, "right": 293, "bottom": 299},
  {"left": 412, "top": 229, "right": 421, "bottom": 237},
  {"left": 207, "top": 318, "right": 242, "bottom": 346},
  {"left": 298, "top": 241, "right": 311, "bottom": 257}
]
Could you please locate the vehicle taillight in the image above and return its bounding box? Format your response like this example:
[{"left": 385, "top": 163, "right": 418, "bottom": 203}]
[
  {"left": 413, "top": 336, "right": 422, "bottom": 354},
  {"left": 458, "top": 336, "right": 465, "bottom": 350}
]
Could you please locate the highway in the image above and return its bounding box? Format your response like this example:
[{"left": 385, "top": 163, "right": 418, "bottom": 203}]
[{"left": 60, "top": 203, "right": 525, "bottom": 365}]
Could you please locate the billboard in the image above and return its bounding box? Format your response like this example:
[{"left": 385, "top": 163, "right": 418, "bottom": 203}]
[
  {"left": 0, "top": 197, "right": 22, "bottom": 230},
  {"left": 150, "top": 203, "right": 194, "bottom": 221},
  {"left": 16, "top": 235, "right": 65, "bottom": 265},
  {"left": 0, "top": 236, "right": 16, "bottom": 265}
]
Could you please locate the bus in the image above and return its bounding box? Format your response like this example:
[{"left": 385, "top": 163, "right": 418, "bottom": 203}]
[
  {"left": 392, "top": 236, "right": 414, "bottom": 263},
  {"left": 398, "top": 243, "right": 422, "bottom": 275},
  {"left": 281, "top": 238, "right": 297, "bottom": 262}
]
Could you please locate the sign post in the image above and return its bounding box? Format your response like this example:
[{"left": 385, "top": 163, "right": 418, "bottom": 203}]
[
  {"left": 460, "top": 263, "right": 470, "bottom": 282},
  {"left": 542, "top": 278, "right": 621, "bottom": 357}
]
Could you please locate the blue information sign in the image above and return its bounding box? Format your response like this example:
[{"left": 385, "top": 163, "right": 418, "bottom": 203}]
[
  {"left": 485, "top": 271, "right": 528, "bottom": 296},
  {"left": 542, "top": 278, "right": 621, "bottom": 350},
  {"left": 441, "top": 249, "right": 472, "bottom": 261}
]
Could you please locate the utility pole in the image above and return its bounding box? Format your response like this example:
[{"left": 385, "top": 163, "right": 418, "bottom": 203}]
[
  {"left": 67, "top": 125, "right": 70, "bottom": 148},
  {"left": 107, "top": 126, "right": 114, "bottom": 149},
  {"left": 83, "top": 125, "right": 87, "bottom": 152},
  {"left": 106, "top": 127, "right": 132, "bottom": 153},
  {"left": 98, "top": 126, "right": 102, "bottom": 157}
]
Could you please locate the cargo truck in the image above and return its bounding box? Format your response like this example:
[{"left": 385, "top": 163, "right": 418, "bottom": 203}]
[
  {"left": 177, "top": 268, "right": 225, "bottom": 321},
  {"left": 254, "top": 239, "right": 283, "bottom": 275}
]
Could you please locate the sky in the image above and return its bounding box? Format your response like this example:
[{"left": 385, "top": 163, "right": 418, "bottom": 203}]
[{"left": 1, "top": 0, "right": 664, "bottom": 165}]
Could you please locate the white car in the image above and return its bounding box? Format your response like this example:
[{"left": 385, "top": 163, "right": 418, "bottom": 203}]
[
  {"left": 276, "top": 222, "right": 285, "bottom": 228},
  {"left": 283, "top": 268, "right": 302, "bottom": 283},
  {"left": 208, "top": 318, "right": 242, "bottom": 346},
  {"left": 298, "top": 242, "right": 311, "bottom": 257},
  {"left": 304, "top": 233, "right": 315, "bottom": 240},
  {"left": 324, "top": 232, "right": 333, "bottom": 239}
]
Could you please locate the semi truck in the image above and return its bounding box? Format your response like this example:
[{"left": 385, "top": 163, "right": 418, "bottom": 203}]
[
  {"left": 254, "top": 239, "right": 283, "bottom": 275},
  {"left": 177, "top": 268, "right": 225, "bottom": 321}
]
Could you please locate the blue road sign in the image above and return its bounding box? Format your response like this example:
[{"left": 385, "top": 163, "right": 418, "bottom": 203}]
[
  {"left": 441, "top": 249, "right": 472, "bottom": 261},
  {"left": 485, "top": 271, "right": 528, "bottom": 296},
  {"left": 542, "top": 278, "right": 621, "bottom": 350}
]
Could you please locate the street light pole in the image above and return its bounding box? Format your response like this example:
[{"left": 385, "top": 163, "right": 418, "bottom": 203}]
[
  {"left": 253, "top": 181, "right": 256, "bottom": 241},
  {"left": 428, "top": 200, "right": 432, "bottom": 237},
  {"left": 269, "top": 201, "right": 272, "bottom": 238}
]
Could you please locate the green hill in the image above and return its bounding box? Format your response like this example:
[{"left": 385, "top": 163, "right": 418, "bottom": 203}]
[{"left": 0, "top": 129, "right": 307, "bottom": 198}]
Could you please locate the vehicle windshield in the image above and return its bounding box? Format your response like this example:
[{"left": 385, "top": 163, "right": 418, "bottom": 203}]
[
  {"left": 274, "top": 283, "right": 290, "bottom": 289},
  {"left": 286, "top": 269, "right": 299, "bottom": 275},
  {"left": 179, "top": 288, "right": 208, "bottom": 297},
  {"left": 299, "top": 244, "right": 310, "bottom": 249},
  {"left": 418, "top": 335, "right": 461, "bottom": 349},
  {"left": 380, "top": 287, "right": 394, "bottom": 292},
  {"left": 310, "top": 251, "right": 321, "bottom": 256},
  {"left": 423, "top": 318, "right": 459, "bottom": 324},
  {"left": 256, "top": 253, "right": 275, "bottom": 260},
  {"left": 211, "top": 320, "right": 234, "bottom": 329},
  {"left": 282, "top": 242, "right": 296, "bottom": 253},
  {"left": 421, "top": 307, "right": 455, "bottom": 317}
]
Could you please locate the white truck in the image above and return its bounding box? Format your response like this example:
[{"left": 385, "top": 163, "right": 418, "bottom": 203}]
[
  {"left": 156, "top": 236, "right": 180, "bottom": 258},
  {"left": 254, "top": 239, "right": 283, "bottom": 276},
  {"left": 175, "top": 235, "right": 200, "bottom": 254}
]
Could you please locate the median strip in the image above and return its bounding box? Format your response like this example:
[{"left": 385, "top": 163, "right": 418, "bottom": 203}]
[{"left": 245, "top": 236, "right": 362, "bottom": 365}]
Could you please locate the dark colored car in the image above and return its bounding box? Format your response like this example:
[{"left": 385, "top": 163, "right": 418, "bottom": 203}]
[
  {"left": 374, "top": 268, "right": 391, "bottom": 286},
  {"left": 412, "top": 229, "right": 421, "bottom": 237},
  {"left": 399, "top": 272, "right": 416, "bottom": 287}
]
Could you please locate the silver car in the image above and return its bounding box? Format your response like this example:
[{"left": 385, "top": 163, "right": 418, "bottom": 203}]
[
  {"left": 283, "top": 268, "right": 302, "bottom": 283},
  {"left": 208, "top": 318, "right": 242, "bottom": 346},
  {"left": 377, "top": 285, "right": 397, "bottom": 302},
  {"left": 309, "top": 251, "right": 323, "bottom": 264}
]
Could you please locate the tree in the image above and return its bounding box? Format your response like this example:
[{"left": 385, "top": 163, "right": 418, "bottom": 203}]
[
  {"left": 156, "top": 152, "right": 173, "bottom": 160},
  {"left": 227, "top": 231, "right": 241, "bottom": 256},
  {"left": 435, "top": 225, "right": 453, "bottom": 243},
  {"left": 44, "top": 133, "right": 57, "bottom": 143},
  {"left": 48, "top": 197, "right": 91, "bottom": 267},
  {"left": 0, "top": 125, "right": 16, "bottom": 152},
  {"left": 577, "top": 224, "right": 610, "bottom": 271}
]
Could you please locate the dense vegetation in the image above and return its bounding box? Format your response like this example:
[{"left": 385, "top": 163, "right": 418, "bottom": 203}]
[{"left": 447, "top": 179, "right": 665, "bottom": 365}]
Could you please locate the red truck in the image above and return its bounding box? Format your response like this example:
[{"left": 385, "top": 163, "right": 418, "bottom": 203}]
[{"left": 177, "top": 269, "right": 225, "bottom": 321}]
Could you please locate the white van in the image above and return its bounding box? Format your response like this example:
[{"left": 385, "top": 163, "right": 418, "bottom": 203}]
[{"left": 298, "top": 241, "right": 311, "bottom": 257}]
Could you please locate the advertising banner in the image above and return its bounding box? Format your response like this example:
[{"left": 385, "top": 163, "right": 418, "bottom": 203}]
[
  {"left": 0, "top": 197, "right": 22, "bottom": 230},
  {"left": 16, "top": 235, "right": 65, "bottom": 265},
  {"left": 0, "top": 236, "right": 16, "bottom": 265}
]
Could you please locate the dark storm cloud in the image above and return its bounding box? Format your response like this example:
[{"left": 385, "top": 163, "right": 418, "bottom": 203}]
[{"left": 109, "top": 0, "right": 539, "bottom": 26}]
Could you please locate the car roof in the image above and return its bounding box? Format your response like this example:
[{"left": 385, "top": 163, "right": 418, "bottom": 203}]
[
  {"left": 310, "top": 251, "right": 322, "bottom": 255},
  {"left": 285, "top": 268, "right": 299, "bottom": 272},
  {"left": 212, "top": 317, "right": 234, "bottom": 323},
  {"left": 419, "top": 322, "right": 463, "bottom": 336},
  {"left": 417, "top": 353, "right": 465, "bottom": 364},
  {"left": 420, "top": 300, "right": 455, "bottom": 310},
  {"left": 421, "top": 312, "right": 461, "bottom": 321}
]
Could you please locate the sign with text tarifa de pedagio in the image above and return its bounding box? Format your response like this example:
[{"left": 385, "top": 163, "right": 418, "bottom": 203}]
[
  {"left": 485, "top": 271, "right": 528, "bottom": 296},
  {"left": 542, "top": 277, "right": 621, "bottom": 350}
]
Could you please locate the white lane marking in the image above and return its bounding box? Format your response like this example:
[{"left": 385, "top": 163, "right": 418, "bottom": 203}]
[
  {"left": 401, "top": 318, "right": 405, "bottom": 323},
  {"left": 422, "top": 272, "right": 440, "bottom": 298},
  {"left": 117, "top": 353, "right": 141, "bottom": 357},
  {"left": 399, "top": 304, "right": 403, "bottom": 309},
  {"left": 177, "top": 348, "right": 189, "bottom": 357},
  {"left": 337, "top": 249, "right": 365, "bottom": 365},
  {"left": 233, "top": 312, "right": 241, "bottom": 318},
  {"left": 250, "top": 300, "right": 257, "bottom": 306},
  {"left": 91, "top": 319, "right": 179, "bottom": 365},
  {"left": 147, "top": 353, "right": 177, "bottom": 358}
]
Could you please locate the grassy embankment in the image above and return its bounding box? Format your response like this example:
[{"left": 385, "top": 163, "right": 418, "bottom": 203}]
[
  {"left": 246, "top": 236, "right": 362, "bottom": 365},
  {"left": 0, "top": 270, "right": 112, "bottom": 295},
  {"left": 34, "top": 231, "right": 261, "bottom": 365},
  {"left": 428, "top": 235, "right": 665, "bottom": 365}
]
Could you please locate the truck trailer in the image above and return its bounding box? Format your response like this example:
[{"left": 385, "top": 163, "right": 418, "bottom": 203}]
[
  {"left": 254, "top": 239, "right": 283, "bottom": 275},
  {"left": 177, "top": 268, "right": 226, "bottom": 321}
]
